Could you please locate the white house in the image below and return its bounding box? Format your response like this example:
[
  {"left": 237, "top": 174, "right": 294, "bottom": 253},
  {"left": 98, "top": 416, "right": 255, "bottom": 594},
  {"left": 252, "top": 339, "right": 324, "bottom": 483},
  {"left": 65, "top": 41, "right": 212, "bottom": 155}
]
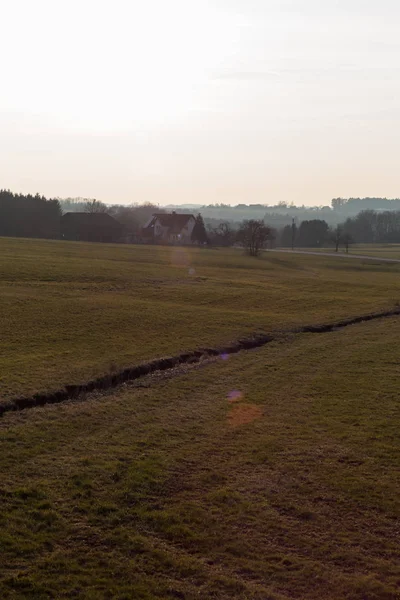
[{"left": 142, "top": 212, "right": 196, "bottom": 244}]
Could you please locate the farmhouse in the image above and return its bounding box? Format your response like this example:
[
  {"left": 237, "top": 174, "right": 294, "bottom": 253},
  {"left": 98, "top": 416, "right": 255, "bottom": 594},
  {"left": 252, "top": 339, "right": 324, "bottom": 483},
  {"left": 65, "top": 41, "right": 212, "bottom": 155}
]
[
  {"left": 141, "top": 212, "right": 196, "bottom": 244},
  {"left": 61, "top": 212, "right": 125, "bottom": 243}
]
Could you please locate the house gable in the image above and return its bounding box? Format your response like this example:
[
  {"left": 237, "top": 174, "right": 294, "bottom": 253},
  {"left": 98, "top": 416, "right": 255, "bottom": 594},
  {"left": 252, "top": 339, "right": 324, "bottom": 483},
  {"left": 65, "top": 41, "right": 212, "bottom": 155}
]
[{"left": 141, "top": 212, "right": 196, "bottom": 244}]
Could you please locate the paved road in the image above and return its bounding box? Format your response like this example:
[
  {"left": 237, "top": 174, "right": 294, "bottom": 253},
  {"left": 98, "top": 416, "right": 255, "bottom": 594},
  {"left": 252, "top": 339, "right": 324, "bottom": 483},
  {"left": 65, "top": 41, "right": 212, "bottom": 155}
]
[{"left": 267, "top": 249, "right": 400, "bottom": 263}]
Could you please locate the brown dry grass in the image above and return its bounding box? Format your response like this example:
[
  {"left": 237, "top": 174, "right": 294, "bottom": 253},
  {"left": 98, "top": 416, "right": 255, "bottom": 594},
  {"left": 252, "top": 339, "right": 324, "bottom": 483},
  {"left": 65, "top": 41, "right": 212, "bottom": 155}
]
[
  {"left": 2, "top": 236, "right": 400, "bottom": 400},
  {"left": 228, "top": 403, "right": 263, "bottom": 427},
  {"left": 0, "top": 317, "right": 399, "bottom": 599}
]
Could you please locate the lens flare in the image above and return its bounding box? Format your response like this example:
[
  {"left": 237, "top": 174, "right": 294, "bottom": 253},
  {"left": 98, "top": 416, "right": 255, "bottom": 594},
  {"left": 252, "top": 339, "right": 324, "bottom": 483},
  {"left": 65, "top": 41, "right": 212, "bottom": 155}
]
[
  {"left": 227, "top": 390, "right": 243, "bottom": 403},
  {"left": 171, "top": 247, "right": 191, "bottom": 268},
  {"left": 228, "top": 404, "right": 263, "bottom": 428}
]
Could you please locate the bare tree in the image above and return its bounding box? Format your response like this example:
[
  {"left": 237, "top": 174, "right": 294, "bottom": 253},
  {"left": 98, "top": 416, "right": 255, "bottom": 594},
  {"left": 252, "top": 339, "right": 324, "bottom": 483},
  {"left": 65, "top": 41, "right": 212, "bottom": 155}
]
[
  {"left": 342, "top": 232, "right": 353, "bottom": 253},
  {"left": 330, "top": 225, "right": 343, "bottom": 252},
  {"left": 83, "top": 199, "right": 108, "bottom": 213},
  {"left": 237, "top": 220, "right": 271, "bottom": 256},
  {"left": 208, "top": 222, "right": 236, "bottom": 247}
]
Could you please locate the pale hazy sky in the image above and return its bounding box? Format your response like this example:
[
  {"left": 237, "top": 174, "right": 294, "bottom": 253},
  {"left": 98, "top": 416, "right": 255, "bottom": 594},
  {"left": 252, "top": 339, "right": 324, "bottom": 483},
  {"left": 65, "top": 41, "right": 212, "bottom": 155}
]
[{"left": 2, "top": 0, "right": 400, "bottom": 206}]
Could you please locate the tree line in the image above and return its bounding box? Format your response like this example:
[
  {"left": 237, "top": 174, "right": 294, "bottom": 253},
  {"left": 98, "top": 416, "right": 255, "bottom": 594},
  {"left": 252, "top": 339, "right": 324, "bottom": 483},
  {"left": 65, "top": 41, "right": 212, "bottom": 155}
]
[
  {"left": 0, "top": 191, "right": 166, "bottom": 239},
  {"left": 340, "top": 210, "right": 400, "bottom": 244},
  {"left": 3, "top": 189, "right": 400, "bottom": 251},
  {"left": 208, "top": 209, "right": 400, "bottom": 253},
  {"left": 332, "top": 197, "right": 400, "bottom": 214},
  {"left": 284, "top": 210, "right": 400, "bottom": 247},
  {"left": 0, "top": 190, "right": 269, "bottom": 253},
  {"left": 207, "top": 219, "right": 334, "bottom": 251},
  {"left": 0, "top": 190, "right": 61, "bottom": 238},
  {"left": 196, "top": 197, "right": 400, "bottom": 227}
]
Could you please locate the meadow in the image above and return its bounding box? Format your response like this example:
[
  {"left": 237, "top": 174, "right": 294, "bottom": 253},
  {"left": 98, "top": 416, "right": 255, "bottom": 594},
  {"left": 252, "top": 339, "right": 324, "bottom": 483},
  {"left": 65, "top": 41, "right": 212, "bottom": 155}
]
[
  {"left": 295, "top": 243, "right": 400, "bottom": 259},
  {"left": 0, "top": 238, "right": 399, "bottom": 599},
  {"left": 1, "top": 317, "right": 399, "bottom": 599},
  {"left": 1, "top": 237, "right": 400, "bottom": 399}
]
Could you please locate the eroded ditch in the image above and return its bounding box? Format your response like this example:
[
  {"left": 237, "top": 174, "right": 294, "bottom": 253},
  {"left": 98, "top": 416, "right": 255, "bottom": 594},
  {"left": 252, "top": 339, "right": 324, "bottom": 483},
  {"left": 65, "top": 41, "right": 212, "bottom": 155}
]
[{"left": 1, "top": 307, "right": 399, "bottom": 417}]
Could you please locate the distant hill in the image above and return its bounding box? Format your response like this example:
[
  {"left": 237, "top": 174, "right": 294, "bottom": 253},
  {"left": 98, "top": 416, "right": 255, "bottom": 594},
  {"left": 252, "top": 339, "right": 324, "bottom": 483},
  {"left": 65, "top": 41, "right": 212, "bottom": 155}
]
[
  {"left": 58, "top": 197, "right": 400, "bottom": 229},
  {"left": 332, "top": 198, "right": 400, "bottom": 214}
]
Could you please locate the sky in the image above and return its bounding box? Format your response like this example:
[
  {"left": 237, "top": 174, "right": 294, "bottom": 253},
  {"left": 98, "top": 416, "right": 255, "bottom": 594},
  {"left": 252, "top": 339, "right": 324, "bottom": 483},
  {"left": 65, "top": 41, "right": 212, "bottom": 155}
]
[{"left": 1, "top": 0, "right": 400, "bottom": 206}]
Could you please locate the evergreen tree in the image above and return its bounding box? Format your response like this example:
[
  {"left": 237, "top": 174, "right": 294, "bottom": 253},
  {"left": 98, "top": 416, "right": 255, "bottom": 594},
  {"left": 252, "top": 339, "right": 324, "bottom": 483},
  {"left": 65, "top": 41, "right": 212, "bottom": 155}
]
[
  {"left": 0, "top": 189, "right": 61, "bottom": 239},
  {"left": 191, "top": 213, "right": 209, "bottom": 244}
]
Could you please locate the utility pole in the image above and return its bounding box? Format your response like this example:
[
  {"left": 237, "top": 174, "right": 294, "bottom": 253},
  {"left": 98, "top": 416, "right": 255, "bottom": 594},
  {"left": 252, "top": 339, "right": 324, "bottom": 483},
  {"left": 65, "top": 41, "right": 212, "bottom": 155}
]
[{"left": 291, "top": 218, "right": 296, "bottom": 251}]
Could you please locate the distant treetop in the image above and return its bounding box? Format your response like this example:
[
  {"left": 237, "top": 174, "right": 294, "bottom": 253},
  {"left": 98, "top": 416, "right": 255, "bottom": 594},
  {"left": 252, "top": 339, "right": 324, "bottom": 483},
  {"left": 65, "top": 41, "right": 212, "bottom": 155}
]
[{"left": 332, "top": 197, "right": 400, "bottom": 213}]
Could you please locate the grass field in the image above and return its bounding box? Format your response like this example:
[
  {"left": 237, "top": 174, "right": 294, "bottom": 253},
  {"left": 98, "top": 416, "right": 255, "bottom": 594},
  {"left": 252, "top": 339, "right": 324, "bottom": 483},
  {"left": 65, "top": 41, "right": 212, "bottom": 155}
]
[
  {"left": 1, "top": 316, "right": 399, "bottom": 599},
  {"left": 293, "top": 243, "right": 400, "bottom": 259},
  {"left": 1, "top": 237, "right": 399, "bottom": 599},
  {"left": 2, "top": 237, "right": 400, "bottom": 399}
]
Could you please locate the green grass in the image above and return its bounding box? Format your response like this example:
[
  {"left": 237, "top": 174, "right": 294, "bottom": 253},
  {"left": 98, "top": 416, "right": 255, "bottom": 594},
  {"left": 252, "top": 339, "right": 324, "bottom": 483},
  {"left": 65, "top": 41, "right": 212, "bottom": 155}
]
[
  {"left": 1, "top": 317, "right": 399, "bottom": 599},
  {"left": 2, "top": 237, "right": 400, "bottom": 399}
]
